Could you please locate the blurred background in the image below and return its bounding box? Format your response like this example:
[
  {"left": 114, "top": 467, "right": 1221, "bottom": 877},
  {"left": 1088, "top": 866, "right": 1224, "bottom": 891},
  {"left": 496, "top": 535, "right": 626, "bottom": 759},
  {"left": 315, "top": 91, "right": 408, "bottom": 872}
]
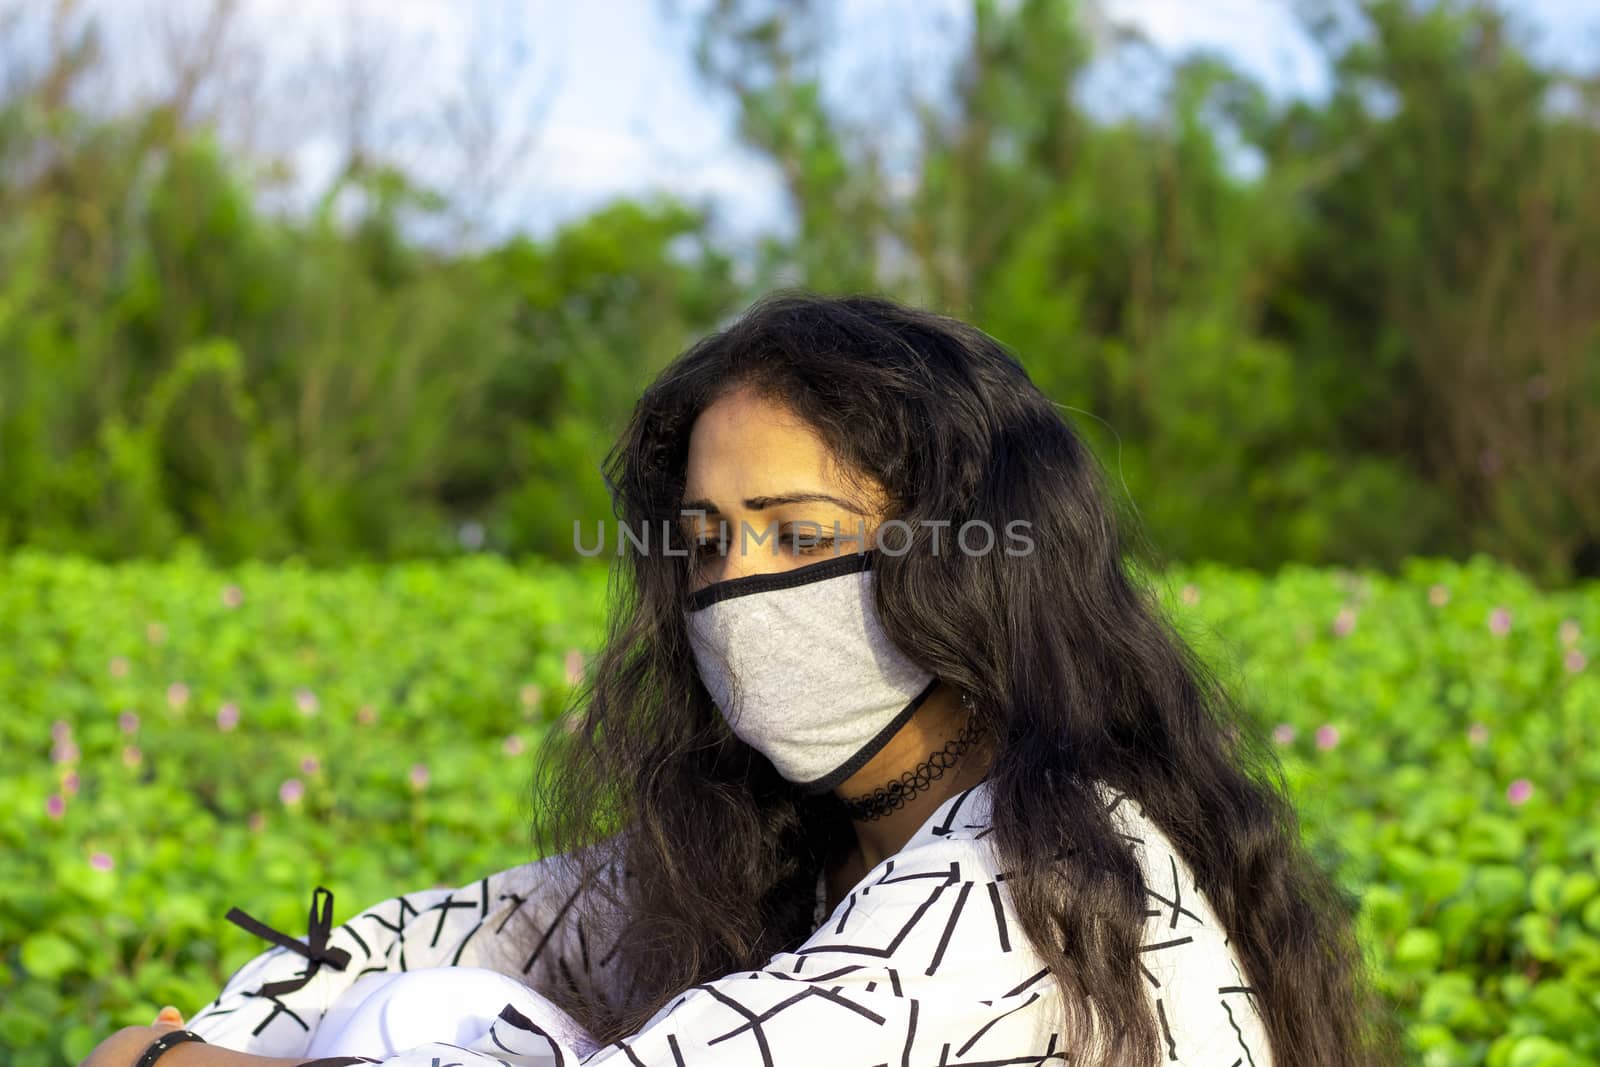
[
  {"left": 3, "top": 0, "right": 1597, "bottom": 579},
  {"left": 3, "top": 1, "right": 1599, "bottom": 1065}
]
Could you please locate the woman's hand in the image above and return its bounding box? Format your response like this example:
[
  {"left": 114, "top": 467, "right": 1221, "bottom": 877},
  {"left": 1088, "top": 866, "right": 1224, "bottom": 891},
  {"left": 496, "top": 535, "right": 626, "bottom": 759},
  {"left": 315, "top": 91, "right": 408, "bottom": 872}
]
[{"left": 80, "top": 1006, "right": 187, "bottom": 1067}]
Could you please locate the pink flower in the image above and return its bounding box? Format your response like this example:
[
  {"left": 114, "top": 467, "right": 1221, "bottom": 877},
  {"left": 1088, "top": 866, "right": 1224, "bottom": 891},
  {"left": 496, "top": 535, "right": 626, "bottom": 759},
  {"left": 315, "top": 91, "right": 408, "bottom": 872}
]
[
  {"left": 51, "top": 719, "right": 72, "bottom": 743},
  {"left": 89, "top": 851, "right": 114, "bottom": 872},
  {"left": 295, "top": 689, "right": 319, "bottom": 716},
  {"left": 62, "top": 771, "right": 80, "bottom": 796},
  {"left": 248, "top": 812, "right": 266, "bottom": 832},
  {"left": 1271, "top": 724, "right": 1296, "bottom": 746},
  {"left": 357, "top": 703, "right": 377, "bottom": 725},
  {"left": 1566, "top": 649, "right": 1588, "bottom": 674},
  {"left": 279, "top": 778, "right": 305, "bottom": 806},
  {"left": 146, "top": 621, "right": 167, "bottom": 645},
  {"left": 1332, "top": 607, "right": 1357, "bottom": 638},
  {"left": 1467, "top": 723, "right": 1489, "bottom": 747},
  {"left": 109, "top": 656, "right": 129, "bottom": 678},
  {"left": 1558, "top": 620, "right": 1581, "bottom": 647},
  {"left": 1506, "top": 778, "right": 1534, "bottom": 806},
  {"left": 1181, "top": 584, "right": 1200, "bottom": 605},
  {"left": 166, "top": 682, "right": 190, "bottom": 710},
  {"left": 221, "top": 584, "right": 244, "bottom": 608},
  {"left": 52, "top": 740, "right": 80, "bottom": 765},
  {"left": 408, "top": 764, "right": 431, "bottom": 791},
  {"left": 118, "top": 711, "right": 140, "bottom": 734},
  {"left": 47, "top": 794, "right": 66, "bottom": 820},
  {"left": 300, "top": 755, "right": 320, "bottom": 776},
  {"left": 1428, "top": 584, "right": 1450, "bottom": 607},
  {"left": 519, "top": 684, "right": 543, "bottom": 711},
  {"left": 1488, "top": 607, "right": 1512, "bottom": 636},
  {"left": 122, "top": 746, "right": 142, "bottom": 768},
  {"left": 563, "top": 649, "right": 586, "bottom": 686},
  {"left": 216, "top": 702, "right": 241, "bottom": 731},
  {"left": 503, "top": 734, "right": 526, "bottom": 757},
  {"left": 1314, "top": 724, "right": 1340, "bottom": 751}
]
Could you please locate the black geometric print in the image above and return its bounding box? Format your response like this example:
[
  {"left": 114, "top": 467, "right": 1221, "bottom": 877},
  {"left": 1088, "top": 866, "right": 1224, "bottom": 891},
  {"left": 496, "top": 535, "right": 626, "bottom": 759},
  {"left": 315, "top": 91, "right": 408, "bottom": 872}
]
[{"left": 184, "top": 781, "right": 1275, "bottom": 1065}]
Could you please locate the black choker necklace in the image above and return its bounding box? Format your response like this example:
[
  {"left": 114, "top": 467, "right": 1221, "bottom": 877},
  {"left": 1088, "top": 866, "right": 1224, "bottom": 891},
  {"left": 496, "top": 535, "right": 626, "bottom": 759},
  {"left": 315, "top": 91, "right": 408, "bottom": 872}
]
[{"left": 837, "top": 693, "right": 982, "bottom": 822}]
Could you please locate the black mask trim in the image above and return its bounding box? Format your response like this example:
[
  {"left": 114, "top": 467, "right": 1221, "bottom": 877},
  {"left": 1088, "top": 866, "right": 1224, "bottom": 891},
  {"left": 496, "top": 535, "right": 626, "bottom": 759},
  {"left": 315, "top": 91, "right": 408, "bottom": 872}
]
[
  {"left": 686, "top": 549, "right": 874, "bottom": 614},
  {"left": 792, "top": 674, "right": 941, "bottom": 795}
]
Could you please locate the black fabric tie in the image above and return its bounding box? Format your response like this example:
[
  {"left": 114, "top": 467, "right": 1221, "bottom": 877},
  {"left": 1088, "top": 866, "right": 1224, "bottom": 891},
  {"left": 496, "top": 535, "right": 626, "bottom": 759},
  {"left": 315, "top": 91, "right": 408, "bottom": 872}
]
[{"left": 225, "top": 886, "right": 353, "bottom": 998}]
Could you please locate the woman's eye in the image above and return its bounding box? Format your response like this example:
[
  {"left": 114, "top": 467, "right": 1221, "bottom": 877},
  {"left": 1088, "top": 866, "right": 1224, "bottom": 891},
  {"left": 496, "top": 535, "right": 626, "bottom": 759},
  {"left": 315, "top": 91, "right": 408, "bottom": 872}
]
[
  {"left": 690, "top": 522, "right": 732, "bottom": 557},
  {"left": 787, "top": 533, "right": 836, "bottom": 554}
]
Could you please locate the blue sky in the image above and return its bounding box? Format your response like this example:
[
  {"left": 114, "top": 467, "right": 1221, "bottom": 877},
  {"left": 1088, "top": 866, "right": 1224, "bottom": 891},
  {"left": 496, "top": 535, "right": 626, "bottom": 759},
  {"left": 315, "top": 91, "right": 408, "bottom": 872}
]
[{"left": 65, "top": 0, "right": 1600, "bottom": 245}]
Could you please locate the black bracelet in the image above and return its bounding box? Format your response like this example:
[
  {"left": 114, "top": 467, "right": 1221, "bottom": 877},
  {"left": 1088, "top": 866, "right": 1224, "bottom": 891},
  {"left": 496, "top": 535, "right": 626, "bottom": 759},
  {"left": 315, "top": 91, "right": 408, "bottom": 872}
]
[{"left": 133, "top": 1029, "right": 206, "bottom": 1067}]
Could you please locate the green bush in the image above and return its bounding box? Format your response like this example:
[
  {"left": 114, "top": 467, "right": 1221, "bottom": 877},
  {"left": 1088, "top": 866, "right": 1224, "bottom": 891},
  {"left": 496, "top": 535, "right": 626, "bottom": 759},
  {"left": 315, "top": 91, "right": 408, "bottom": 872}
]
[
  {"left": 2, "top": 549, "right": 1597, "bottom": 1065},
  {"left": 0, "top": 547, "right": 609, "bottom": 1066},
  {"left": 1153, "top": 554, "right": 1600, "bottom": 1065},
  {"left": 7, "top": 1, "right": 1600, "bottom": 582}
]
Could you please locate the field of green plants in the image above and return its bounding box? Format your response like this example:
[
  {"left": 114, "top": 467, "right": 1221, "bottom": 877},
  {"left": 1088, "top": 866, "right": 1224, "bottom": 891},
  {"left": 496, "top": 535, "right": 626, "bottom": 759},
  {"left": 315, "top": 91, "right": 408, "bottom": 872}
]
[{"left": 3, "top": 549, "right": 1597, "bottom": 1067}]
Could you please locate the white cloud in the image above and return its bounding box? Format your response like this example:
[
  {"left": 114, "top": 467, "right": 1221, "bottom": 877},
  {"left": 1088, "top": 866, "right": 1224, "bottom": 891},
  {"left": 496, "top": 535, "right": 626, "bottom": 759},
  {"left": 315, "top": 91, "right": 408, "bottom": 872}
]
[{"left": 1102, "top": 0, "right": 1329, "bottom": 99}]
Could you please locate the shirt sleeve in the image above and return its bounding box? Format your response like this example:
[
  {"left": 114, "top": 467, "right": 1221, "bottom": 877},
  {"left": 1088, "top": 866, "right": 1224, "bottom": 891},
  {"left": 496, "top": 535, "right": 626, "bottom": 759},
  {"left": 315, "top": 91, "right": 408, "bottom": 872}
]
[
  {"left": 184, "top": 847, "right": 618, "bottom": 1059},
  {"left": 320, "top": 834, "right": 1068, "bottom": 1067},
  {"left": 312, "top": 787, "right": 1278, "bottom": 1067}
]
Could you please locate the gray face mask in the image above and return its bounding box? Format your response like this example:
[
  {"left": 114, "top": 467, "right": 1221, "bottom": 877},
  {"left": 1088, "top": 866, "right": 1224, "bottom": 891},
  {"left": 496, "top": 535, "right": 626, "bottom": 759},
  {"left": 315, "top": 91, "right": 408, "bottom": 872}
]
[{"left": 685, "top": 549, "right": 938, "bottom": 793}]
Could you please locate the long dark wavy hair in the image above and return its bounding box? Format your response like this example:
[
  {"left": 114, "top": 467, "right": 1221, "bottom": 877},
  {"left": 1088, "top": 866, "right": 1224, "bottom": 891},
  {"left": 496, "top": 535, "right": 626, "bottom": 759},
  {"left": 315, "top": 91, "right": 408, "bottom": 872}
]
[{"left": 526, "top": 290, "right": 1402, "bottom": 1066}]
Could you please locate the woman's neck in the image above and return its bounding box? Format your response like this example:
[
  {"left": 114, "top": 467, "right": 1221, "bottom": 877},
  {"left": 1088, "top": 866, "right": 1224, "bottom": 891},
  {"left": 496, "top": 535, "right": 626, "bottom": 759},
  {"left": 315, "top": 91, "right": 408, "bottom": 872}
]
[{"left": 832, "top": 681, "right": 995, "bottom": 871}]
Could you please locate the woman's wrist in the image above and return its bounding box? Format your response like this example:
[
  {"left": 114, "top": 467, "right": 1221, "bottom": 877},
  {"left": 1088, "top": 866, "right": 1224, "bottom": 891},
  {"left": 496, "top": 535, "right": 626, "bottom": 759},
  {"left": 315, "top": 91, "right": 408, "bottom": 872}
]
[
  {"left": 141, "top": 1037, "right": 307, "bottom": 1067},
  {"left": 131, "top": 1029, "right": 206, "bottom": 1067},
  {"left": 144, "top": 1039, "right": 208, "bottom": 1067}
]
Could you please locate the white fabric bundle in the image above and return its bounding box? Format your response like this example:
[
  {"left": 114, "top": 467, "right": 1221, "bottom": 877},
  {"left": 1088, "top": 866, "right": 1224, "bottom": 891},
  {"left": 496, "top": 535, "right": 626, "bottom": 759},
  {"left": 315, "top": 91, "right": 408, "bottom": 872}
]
[{"left": 302, "top": 966, "right": 598, "bottom": 1060}]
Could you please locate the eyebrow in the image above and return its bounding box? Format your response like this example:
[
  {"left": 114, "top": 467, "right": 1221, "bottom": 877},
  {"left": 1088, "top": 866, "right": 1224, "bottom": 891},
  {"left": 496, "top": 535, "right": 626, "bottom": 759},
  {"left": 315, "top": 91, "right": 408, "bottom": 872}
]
[{"left": 679, "top": 492, "right": 864, "bottom": 515}]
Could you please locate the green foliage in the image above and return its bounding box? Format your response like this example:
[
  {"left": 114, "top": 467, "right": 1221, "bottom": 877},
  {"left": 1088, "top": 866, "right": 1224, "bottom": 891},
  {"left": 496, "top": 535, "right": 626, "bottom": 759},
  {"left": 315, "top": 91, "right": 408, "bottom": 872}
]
[
  {"left": 0, "top": 548, "right": 610, "bottom": 1065},
  {"left": 3, "top": 551, "right": 1597, "bottom": 1064},
  {"left": 0, "top": 112, "right": 739, "bottom": 565},
  {"left": 4, "top": 0, "right": 1598, "bottom": 581},
  {"left": 695, "top": 0, "right": 1600, "bottom": 584},
  {"left": 1147, "top": 553, "right": 1600, "bottom": 1065}
]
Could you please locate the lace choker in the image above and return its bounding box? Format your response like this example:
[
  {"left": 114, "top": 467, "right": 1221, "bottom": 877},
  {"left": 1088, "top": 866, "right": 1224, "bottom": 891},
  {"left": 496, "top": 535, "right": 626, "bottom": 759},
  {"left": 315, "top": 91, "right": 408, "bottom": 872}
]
[{"left": 836, "top": 691, "right": 981, "bottom": 822}]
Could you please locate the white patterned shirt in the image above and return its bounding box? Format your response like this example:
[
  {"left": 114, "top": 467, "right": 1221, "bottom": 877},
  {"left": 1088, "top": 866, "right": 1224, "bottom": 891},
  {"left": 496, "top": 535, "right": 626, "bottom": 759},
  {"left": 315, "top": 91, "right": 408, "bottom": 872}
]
[{"left": 185, "top": 780, "right": 1275, "bottom": 1066}]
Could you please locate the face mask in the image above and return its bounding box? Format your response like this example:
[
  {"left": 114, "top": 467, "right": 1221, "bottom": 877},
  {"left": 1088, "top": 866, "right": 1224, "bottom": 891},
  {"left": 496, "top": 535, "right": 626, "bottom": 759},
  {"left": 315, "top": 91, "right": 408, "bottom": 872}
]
[{"left": 684, "top": 549, "right": 939, "bottom": 793}]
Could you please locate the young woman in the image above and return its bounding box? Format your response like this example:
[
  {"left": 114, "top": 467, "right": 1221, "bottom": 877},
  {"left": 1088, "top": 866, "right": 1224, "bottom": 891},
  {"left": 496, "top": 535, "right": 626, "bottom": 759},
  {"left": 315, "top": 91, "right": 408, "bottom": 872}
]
[{"left": 86, "top": 292, "right": 1400, "bottom": 1067}]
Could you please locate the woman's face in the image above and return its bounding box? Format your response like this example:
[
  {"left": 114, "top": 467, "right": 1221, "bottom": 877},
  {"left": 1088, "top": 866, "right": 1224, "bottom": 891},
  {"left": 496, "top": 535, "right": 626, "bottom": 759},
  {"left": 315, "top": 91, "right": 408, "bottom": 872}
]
[{"left": 680, "top": 385, "right": 886, "bottom": 593}]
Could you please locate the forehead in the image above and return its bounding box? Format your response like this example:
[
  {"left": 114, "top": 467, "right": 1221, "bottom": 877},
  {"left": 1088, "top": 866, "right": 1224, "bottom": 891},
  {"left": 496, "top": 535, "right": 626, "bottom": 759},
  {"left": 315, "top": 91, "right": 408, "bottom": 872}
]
[{"left": 683, "top": 387, "right": 847, "bottom": 498}]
